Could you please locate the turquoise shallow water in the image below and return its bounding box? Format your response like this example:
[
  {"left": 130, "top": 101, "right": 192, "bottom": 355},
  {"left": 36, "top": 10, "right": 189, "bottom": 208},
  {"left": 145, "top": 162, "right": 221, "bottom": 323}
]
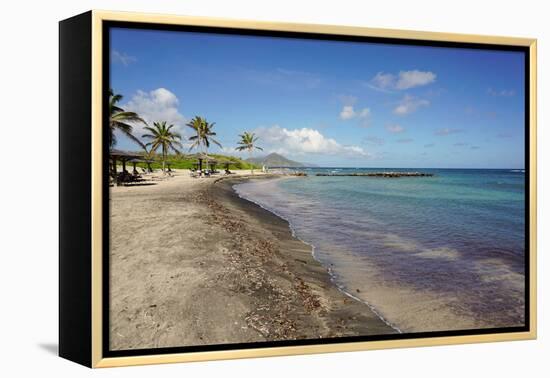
[{"left": 234, "top": 168, "right": 526, "bottom": 332}]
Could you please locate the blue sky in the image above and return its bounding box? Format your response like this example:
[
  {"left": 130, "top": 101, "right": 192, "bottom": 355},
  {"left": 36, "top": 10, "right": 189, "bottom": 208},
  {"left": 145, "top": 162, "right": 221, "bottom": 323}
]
[{"left": 110, "top": 27, "right": 525, "bottom": 168}]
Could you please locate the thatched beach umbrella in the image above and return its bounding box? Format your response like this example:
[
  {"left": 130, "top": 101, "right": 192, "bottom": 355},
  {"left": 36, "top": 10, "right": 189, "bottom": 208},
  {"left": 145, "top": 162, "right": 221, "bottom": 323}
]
[
  {"left": 196, "top": 153, "right": 206, "bottom": 171},
  {"left": 192, "top": 153, "right": 219, "bottom": 174},
  {"left": 143, "top": 159, "right": 154, "bottom": 172},
  {"left": 110, "top": 149, "right": 143, "bottom": 175},
  {"left": 127, "top": 158, "right": 147, "bottom": 175},
  {"left": 166, "top": 161, "right": 173, "bottom": 172},
  {"left": 195, "top": 153, "right": 211, "bottom": 171},
  {"left": 208, "top": 159, "right": 218, "bottom": 171},
  {"left": 129, "top": 157, "right": 155, "bottom": 173}
]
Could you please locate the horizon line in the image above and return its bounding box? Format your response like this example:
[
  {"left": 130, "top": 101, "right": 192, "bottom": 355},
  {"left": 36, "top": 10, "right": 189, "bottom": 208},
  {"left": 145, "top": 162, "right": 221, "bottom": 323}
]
[{"left": 110, "top": 149, "right": 524, "bottom": 171}]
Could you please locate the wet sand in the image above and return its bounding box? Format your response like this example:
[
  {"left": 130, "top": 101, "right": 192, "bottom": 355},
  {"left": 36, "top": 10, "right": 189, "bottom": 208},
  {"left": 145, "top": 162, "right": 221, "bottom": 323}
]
[{"left": 109, "top": 170, "right": 395, "bottom": 351}]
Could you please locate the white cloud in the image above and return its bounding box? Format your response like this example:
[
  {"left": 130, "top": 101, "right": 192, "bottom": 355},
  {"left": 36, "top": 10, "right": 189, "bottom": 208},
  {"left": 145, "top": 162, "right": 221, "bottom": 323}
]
[
  {"left": 396, "top": 70, "right": 437, "bottom": 90},
  {"left": 487, "top": 88, "right": 515, "bottom": 97},
  {"left": 385, "top": 124, "right": 405, "bottom": 134},
  {"left": 340, "top": 105, "right": 356, "bottom": 120},
  {"left": 358, "top": 108, "right": 371, "bottom": 118},
  {"left": 339, "top": 105, "right": 371, "bottom": 121},
  {"left": 393, "top": 95, "right": 430, "bottom": 115},
  {"left": 111, "top": 50, "right": 137, "bottom": 66},
  {"left": 254, "top": 125, "right": 369, "bottom": 157},
  {"left": 338, "top": 94, "right": 370, "bottom": 123},
  {"left": 368, "top": 72, "right": 396, "bottom": 92},
  {"left": 124, "top": 88, "right": 187, "bottom": 136},
  {"left": 368, "top": 70, "right": 436, "bottom": 91}
]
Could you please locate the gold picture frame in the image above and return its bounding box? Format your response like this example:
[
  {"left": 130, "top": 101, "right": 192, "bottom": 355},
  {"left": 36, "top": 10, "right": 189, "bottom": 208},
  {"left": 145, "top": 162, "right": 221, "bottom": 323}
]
[{"left": 59, "top": 9, "right": 537, "bottom": 368}]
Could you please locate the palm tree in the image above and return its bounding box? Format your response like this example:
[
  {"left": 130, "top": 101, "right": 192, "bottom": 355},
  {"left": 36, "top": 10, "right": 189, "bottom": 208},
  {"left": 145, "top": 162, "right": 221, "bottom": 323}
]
[
  {"left": 186, "top": 116, "right": 222, "bottom": 171},
  {"left": 236, "top": 132, "right": 263, "bottom": 174},
  {"left": 109, "top": 89, "right": 147, "bottom": 148},
  {"left": 142, "top": 121, "right": 183, "bottom": 172}
]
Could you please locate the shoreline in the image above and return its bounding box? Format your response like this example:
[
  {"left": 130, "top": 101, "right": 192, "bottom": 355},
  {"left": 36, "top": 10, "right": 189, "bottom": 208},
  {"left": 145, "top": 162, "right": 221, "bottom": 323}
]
[
  {"left": 227, "top": 175, "right": 401, "bottom": 333},
  {"left": 109, "top": 170, "right": 395, "bottom": 351},
  {"left": 207, "top": 175, "right": 399, "bottom": 334}
]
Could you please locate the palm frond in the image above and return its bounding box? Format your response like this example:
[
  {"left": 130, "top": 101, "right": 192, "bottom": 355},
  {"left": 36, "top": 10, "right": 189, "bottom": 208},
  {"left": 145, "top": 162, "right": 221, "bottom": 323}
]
[
  {"left": 111, "top": 111, "right": 146, "bottom": 124},
  {"left": 236, "top": 131, "right": 261, "bottom": 152},
  {"left": 111, "top": 121, "right": 133, "bottom": 133},
  {"left": 210, "top": 138, "right": 222, "bottom": 148},
  {"left": 111, "top": 105, "right": 124, "bottom": 113},
  {"left": 108, "top": 89, "right": 147, "bottom": 149},
  {"left": 119, "top": 128, "right": 146, "bottom": 149}
]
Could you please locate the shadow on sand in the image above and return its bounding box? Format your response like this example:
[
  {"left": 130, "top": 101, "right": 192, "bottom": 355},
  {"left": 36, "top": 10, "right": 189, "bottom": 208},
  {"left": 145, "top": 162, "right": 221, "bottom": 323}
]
[{"left": 110, "top": 182, "right": 159, "bottom": 187}]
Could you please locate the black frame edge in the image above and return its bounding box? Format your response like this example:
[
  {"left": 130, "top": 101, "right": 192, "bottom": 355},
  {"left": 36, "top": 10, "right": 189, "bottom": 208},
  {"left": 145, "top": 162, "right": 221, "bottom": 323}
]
[{"left": 59, "top": 10, "right": 93, "bottom": 368}]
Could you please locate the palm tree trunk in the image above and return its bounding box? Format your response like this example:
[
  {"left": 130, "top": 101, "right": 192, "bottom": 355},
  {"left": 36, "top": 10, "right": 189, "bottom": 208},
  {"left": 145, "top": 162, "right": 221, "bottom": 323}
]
[
  {"left": 162, "top": 144, "right": 166, "bottom": 173},
  {"left": 250, "top": 149, "right": 254, "bottom": 174},
  {"left": 205, "top": 145, "right": 209, "bottom": 173}
]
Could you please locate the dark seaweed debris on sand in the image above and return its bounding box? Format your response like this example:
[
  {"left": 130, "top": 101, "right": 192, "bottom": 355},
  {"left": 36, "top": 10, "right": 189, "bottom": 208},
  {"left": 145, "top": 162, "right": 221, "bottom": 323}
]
[{"left": 193, "top": 189, "right": 325, "bottom": 340}]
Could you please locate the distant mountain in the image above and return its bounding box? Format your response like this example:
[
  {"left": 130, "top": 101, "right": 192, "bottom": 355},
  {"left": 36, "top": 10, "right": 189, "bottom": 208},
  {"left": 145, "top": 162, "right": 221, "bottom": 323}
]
[{"left": 246, "top": 152, "right": 316, "bottom": 168}]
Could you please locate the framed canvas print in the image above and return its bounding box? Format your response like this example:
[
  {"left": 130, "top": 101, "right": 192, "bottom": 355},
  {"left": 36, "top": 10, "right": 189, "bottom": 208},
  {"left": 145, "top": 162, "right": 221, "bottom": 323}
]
[{"left": 59, "top": 10, "right": 537, "bottom": 368}]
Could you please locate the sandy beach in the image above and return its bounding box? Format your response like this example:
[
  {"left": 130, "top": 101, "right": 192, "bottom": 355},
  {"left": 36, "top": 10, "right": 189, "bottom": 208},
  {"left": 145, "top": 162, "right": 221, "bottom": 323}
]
[{"left": 109, "top": 169, "right": 395, "bottom": 350}]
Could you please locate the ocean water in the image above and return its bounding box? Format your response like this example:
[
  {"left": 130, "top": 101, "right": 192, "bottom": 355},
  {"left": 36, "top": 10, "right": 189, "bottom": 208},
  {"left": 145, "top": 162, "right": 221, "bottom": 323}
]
[{"left": 234, "top": 168, "right": 526, "bottom": 333}]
